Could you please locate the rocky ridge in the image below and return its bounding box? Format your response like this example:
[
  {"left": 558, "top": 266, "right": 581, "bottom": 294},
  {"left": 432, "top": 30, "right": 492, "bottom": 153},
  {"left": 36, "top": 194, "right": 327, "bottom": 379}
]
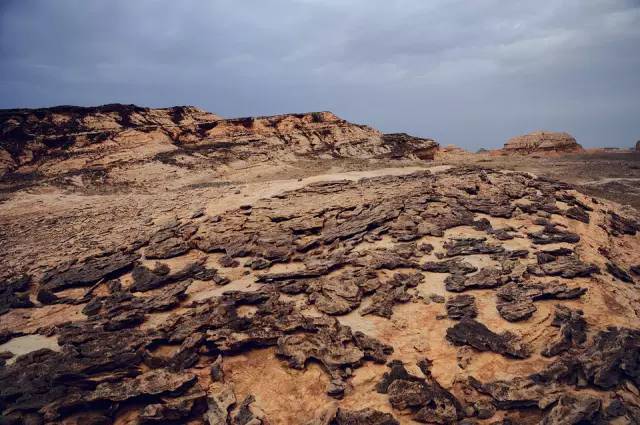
[{"left": 0, "top": 105, "right": 438, "bottom": 181}]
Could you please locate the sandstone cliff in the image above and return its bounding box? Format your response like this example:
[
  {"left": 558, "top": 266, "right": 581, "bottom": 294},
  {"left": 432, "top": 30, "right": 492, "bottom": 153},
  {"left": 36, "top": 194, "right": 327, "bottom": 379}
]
[
  {"left": 0, "top": 105, "right": 438, "bottom": 180},
  {"left": 503, "top": 131, "right": 583, "bottom": 154}
]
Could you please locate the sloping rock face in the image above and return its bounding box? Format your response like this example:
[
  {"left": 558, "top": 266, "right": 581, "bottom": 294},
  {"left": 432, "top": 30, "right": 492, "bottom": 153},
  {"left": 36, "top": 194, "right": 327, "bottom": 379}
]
[
  {"left": 0, "top": 105, "right": 438, "bottom": 179},
  {"left": 2, "top": 165, "right": 640, "bottom": 424},
  {"left": 0, "top": 104, "right": 220, "bottom": 176},
  {"left": 504, "top": 131, "right": 584, "bottom": 155}
]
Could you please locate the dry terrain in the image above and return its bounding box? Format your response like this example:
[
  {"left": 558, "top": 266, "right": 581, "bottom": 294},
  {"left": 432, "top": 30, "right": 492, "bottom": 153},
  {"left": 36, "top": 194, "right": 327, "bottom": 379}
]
[{"left": 1, "top": 105, "right": 640, "bottom": 425}]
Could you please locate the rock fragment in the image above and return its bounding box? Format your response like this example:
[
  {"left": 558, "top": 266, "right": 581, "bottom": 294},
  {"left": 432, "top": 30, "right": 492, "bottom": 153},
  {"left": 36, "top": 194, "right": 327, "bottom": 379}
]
[
  {"left": 606, "top": 262, "right": 634, "bottom": 283},
  {"left": 0, "top": 274, "right": 33, "bottom": 315},
  {"left": 495, "top": 280, "right": 586, "bottom": 322},
  {"left": 541, "top": 305, "right": 586, "bottom": 357},
  {"left": 442, "top": 237, "right": 505, "bottom": 257},
  {"left": 41, "top": 250, "right": 140, "bottom": 291},
  {"left": 446, "top": 294, "right": 478, "bottom": 320},
  {"left": 446, "top": 318, "right": 530, "bottom": 358},
  {"left": 377, "top": 360, "right": 462, "bottom": 424},
  {"left": 445, "top": 268, "right": 510, "bottom": 292}
]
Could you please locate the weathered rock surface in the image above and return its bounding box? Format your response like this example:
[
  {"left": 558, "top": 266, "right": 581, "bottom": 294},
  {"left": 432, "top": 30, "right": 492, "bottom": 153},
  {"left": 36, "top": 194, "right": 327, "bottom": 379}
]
[
  {"left": 541, "top": 305, "right": 586, "bottom": 357},
  {"left": 0, "top": 274, "right": 33, "bottom": 315},
  {"left": 496, "top": 280, "right": 586, "bottom": 322},
  {"left": 0, "top": 105, "right": 440, "bottom": 180},
  {"left": 377, "top": 360, "right": 462, "bottom": 424},
  {"left": 445, "top": 294, "right": 478, "bottom": 320},
  {"left": 503, "top": 131, "right": 584, "bottom": 155},
  {"left": 41, "top": 250, "right": 140, "bottom": 292},
  {"left": 1, "top": 159, "right": 639, "bottom": 424},
  {"left": 446, "top": 318, "right": 530, "bottom": 358}
]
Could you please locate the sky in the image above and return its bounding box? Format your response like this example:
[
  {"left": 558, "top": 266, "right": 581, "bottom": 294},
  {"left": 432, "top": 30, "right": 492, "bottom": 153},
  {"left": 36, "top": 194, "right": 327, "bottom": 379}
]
[{"left": 1, "top": 0, "right": 639, "bottom": 149}]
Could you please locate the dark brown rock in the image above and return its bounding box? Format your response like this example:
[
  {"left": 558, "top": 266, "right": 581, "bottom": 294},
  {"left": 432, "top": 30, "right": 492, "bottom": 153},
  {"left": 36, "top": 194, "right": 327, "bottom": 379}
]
[
  {"left": 0, "top": 274, "right": 33, "bottom": 315},
  {"left": 469, "top": 376, "right": 560, "bottom": 410},
  {"left": 564, "top": 206, "right": 590, "bottom": 223},
  {"left": 446, "top": 294, "right": 478, "bottom": 320},
  {"left": 496, "top": 298, "right": 537, "bottom": 322},
  {"left": 377, "top": 360, "right": 462, "bottom": 424},
  {"left": 608, "top": 211, "right": 639, "bottom": 236},
  {"left": 495, "top": 281, "right": 585, "bottom": 322},
  {"left": 541, "top": 394, "right": 601, "bottom": 425},
  {"left": 606, "top": 262, "right": 634, "bottom": 283},
  {"left": 445, "top": 268, "right": 510, "bottom": 292},
  {"left": 443, "top": 237, "right": 505, "bottom": 257},
  {"left": 527, "top": 224, "right": 580, "bottom": 245},
  {"left": 41, "top": 250, "right": 140, "bottom": 292},
  {"left": 130, "top": 260, "right": 220, "bottom": 292},
  {"left": 145, "top": 231, "right": 190, "bottom": 259},
  {"left": 333, "top": 408, "right": 400, "bottom": 425},
  {"left": 421, "top": 258, "right": 477, "bottom": 275},
  {"left": 138, "top": 388, "right": 207, "bottom": 423},
  {"left": 446, "top": 318, "right": 530, "bottom": 359},
  {"left": 532, "top": 327, "right": 640, "bottom": 389},
  {"left": 541, "top": 305, "right": 586, "bottom": 357},
  {"left": 529, "top": 255, "right": 598, "bottom": 279}
]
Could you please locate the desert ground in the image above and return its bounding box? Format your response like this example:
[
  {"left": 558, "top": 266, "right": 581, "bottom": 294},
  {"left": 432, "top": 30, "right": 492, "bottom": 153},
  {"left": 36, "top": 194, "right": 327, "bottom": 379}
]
[{"left": 1, "top": 105, "right": 640, "bottom": 424}]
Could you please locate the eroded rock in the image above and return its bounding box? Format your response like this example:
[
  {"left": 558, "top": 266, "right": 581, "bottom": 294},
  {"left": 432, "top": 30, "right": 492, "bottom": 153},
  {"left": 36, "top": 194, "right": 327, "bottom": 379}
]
[
  {"left": 41, "top": 250, "right": 140, "bottom": 292},
  {"left": 446, "top": 294, "right": 478, "bottom": 320},
  {"left": 377, "top": 360, "right": 462, "bottom": 424},
  {"left": 446, "top": 318, "right": 530, "bottom": 358}
]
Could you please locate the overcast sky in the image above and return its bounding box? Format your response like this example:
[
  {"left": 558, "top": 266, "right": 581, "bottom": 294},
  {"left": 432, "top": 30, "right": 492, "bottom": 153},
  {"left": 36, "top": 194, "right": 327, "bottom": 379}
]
[{"left": 1, "top": 0, "right": 639, "bottom": 149}]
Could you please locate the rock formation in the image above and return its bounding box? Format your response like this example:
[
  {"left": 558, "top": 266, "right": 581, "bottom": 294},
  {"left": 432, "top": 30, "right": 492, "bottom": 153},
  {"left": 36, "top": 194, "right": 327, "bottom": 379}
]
[
  {"left": 0, "top": 104, "right": 438, "bottom": 180},
  {"left": 1, "top": 105, "right": 640, "bottom": 424},
  {"left": 503, "top": 131, "right": 584, "bottom": 154}
]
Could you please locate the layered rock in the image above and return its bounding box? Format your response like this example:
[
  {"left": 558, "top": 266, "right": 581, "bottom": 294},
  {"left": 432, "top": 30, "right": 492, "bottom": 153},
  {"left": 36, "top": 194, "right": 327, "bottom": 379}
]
[
  {"left": 0, "top": 104, "right": 220, "bottom": 177},
  {"left": 504, "top": 131, "right": 584, "bottom": 154},
  {"left": 0, "top": 105, "right": 439, "bottom": 179}
]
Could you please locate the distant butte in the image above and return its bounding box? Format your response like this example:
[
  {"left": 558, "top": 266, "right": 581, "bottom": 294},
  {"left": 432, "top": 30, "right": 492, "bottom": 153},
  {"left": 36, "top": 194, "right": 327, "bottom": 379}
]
[{"left": 503, "top": 130, "right": 584, "bottom": 155}]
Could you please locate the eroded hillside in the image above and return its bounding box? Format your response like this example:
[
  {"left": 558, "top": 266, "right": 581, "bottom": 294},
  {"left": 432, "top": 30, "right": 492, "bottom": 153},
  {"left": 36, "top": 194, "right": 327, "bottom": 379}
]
[{"left": 0, "top": 105, "right": 438, "bottom": 191}]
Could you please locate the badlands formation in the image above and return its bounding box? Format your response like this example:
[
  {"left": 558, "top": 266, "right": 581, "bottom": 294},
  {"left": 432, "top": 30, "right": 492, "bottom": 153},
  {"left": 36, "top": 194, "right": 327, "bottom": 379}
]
[
  {"left": 503, "top": 132, "right": 584, "bottom": 155},
  {"left": 1, "top": 105, "right": 640, "bottom": 425}
]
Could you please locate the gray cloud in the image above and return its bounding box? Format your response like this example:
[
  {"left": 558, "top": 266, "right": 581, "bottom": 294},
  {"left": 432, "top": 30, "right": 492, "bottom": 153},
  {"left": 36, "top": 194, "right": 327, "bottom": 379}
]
[{"left": 1, "top": 0, "right": 639, "bottom": 149}]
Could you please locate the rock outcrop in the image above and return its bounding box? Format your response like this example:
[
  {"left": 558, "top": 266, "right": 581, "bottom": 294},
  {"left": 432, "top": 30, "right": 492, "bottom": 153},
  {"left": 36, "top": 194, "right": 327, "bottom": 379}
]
[
  {"left": 504, "top": 131, "right": 584, "bottom": 154},
  {"left": 0, "top": 105, "right": 438, "bottom": 180}
]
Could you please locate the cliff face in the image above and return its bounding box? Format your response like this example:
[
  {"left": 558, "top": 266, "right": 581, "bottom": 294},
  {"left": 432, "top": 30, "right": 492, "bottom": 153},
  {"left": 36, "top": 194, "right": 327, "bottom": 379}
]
[
  {"left": 0, "top": 104, "right": 220, "bottom": 177},
  {"left": 0, "top": 105, "right": 438, "bottom": 179},
  {"left": 504, "top": 131, "right": 583, "bottom": 155}
]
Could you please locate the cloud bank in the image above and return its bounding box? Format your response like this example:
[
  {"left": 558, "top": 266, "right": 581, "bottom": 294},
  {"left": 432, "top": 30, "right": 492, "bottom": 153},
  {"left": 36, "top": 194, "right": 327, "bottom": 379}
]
[{"left": 1, "top": 0, "right": 639, "bottom": 149}]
